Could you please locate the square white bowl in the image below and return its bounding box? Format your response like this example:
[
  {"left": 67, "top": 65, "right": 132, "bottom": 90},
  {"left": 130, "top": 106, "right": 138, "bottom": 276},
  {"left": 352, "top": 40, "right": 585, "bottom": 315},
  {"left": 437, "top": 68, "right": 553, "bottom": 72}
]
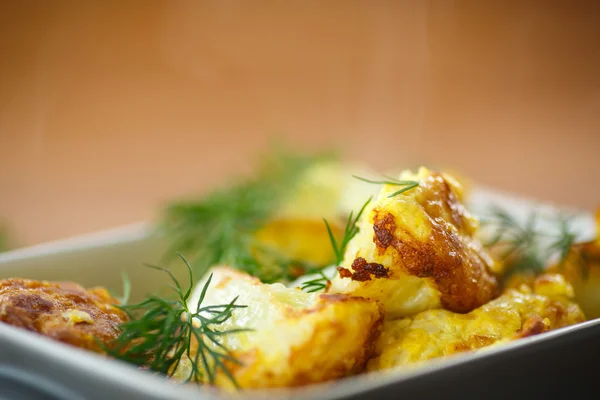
[{"left": 0, "top": 186, "right": 597, "bottom": 400}]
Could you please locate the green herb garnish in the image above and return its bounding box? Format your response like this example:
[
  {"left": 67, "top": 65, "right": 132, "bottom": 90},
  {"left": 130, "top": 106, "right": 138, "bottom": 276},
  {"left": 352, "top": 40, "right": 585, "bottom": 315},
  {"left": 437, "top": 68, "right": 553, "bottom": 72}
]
[
  {"left": 161, "top": 146, "right": 336, "bottom": 283},
  {"left": 549, "top": 214, "right": 579, "bottom": 268},
  {"left": 482, "top": 206, "right": 581, "bottom": 278},
  {"left": 301, "top": 197, "right": 372, "bottom": 293},
  {"left": 114, "top": 272, "right": 131, "bottom": 306},
  {"left": 300, "top": 172, "right": 420, "bottom": 293},
  {"left": 352, "top": 175, "right": 419, "bottom": 198},
  {"left": 300, "top": 270, "right": 333, "bottom": 293},
  {"left": 106, "top": 254, "right": 248, "bottom": 388}
]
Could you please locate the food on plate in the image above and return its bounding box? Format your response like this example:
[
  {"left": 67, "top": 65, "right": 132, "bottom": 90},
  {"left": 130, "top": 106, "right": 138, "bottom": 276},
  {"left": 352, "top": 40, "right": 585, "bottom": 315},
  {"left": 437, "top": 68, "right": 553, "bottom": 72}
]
[
  {"left": 328, "top": 167, "right": 498, "bottom": 318},
  {"left": 0, "top": 148, "right": 595, "bottom": 392},
  {"left": 477, "top": 201, "right": 600, "bottom": 319},
  {"left": 160, "top": 149, "right": 379, "bottom": 284},
  {"left": 161, "top": 150, "right": 339, "bottom": 283},
  {"left": 171, "top": 267, "right": 384, "bottom": 389},
  {"left": 0, "top": 278, "right": 128, "bottom": 352},
  {"left": 368, "top": 273, "right": 584, "bottom": 372}
]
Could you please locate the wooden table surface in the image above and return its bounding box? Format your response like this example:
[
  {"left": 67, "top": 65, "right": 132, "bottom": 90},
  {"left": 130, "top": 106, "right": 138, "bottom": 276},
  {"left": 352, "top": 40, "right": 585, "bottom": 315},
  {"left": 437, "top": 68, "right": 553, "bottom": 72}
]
[{"left": 1, "top": 1, "right": 599, "bottom": 248}]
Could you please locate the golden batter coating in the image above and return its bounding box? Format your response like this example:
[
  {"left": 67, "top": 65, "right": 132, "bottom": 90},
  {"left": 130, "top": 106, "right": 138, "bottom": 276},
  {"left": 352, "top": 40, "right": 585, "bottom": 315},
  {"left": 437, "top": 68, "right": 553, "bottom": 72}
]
[
  {"left": 368, "top": 273, "right": 585, "bottom": 372},
  {"left": 172, "top": 267, "right": 384, "bottom": 389},
  {"left": 329, "top": 167, "right": 498, "bottom": 317},
  {"left": 0, "top": 278, "right": 128, "bottom": 352}
]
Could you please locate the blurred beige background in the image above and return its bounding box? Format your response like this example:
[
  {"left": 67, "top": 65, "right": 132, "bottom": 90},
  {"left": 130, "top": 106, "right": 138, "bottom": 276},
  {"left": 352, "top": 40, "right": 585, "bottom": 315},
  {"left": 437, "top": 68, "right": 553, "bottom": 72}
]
[{"left": 1, "top": 1, "right": 599, "bottom": 248}]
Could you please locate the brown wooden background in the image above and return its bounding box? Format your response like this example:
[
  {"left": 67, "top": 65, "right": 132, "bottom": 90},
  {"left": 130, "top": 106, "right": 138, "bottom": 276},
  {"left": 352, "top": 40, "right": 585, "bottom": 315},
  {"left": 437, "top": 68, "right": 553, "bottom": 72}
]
[{"left": 1, "top": 1, "right": 599, "bottom": 248}]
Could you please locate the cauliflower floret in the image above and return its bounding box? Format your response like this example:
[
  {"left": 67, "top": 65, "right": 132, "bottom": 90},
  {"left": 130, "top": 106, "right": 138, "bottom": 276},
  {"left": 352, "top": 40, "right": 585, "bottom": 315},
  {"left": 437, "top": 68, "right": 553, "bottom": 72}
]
[
  {"left": 175, "top": 267, "right": 384, "bottom": 389},
  {"left": 368, "top": 273, "right": 585, "bottom": 372},
  {"left": 329, "top": 167, "right": 498, "bottom": 318},
  {"left": 253, "top": 160, "right": 380, "bottom": 275}
]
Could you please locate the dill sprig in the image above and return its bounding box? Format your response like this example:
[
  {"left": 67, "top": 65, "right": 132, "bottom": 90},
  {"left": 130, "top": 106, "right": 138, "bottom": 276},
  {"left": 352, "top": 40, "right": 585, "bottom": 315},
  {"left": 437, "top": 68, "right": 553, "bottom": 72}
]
[
  {"left": 352, "top": 175, "right": 419, "bottom": 198},
  {"left": 301, "top": 197, "right": 372, "bottom": 293},
  {"left": 106, "top": 254, "right": 248, "bottom": 388},
  {"left": 115, "top": 272, "right": 131, "bottom": 306},
  {"left": 161, "top": 146, "right": 336, "bottom": 283},
  {"left": 300, "top": 270, "right": 333, "bottom": 293},
  {"left": 482, "top": 206, "right": 581, "bottom": 278},
  {"left": 300, "top": 173, "right": 418, "bottom": 292},
  {"left": 549, "top": 214, "right": 579, "bottom": 267}
]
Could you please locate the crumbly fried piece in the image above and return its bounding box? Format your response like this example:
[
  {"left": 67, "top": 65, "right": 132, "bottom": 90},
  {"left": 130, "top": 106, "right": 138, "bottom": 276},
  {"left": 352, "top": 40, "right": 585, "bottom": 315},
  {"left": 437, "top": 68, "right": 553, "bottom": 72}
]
[
  {"left": 367, "top": 273, "right": 585, "bottom": 372},
  {"left": 173, "top": 267, "right": 384, "bottom": 389},
  {"left": 329, "top": 167, "right": 498, "bottom": 318},
  {"left": 0, "top": 278, "right": 128, "bottom": 352}
]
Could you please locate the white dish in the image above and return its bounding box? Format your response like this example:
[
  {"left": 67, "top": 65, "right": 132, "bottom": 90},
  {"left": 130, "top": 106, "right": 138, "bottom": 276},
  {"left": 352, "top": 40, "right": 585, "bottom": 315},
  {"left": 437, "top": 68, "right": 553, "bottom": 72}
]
[{"left": 0, "top": 186, "right": 596, "bottom": 399}]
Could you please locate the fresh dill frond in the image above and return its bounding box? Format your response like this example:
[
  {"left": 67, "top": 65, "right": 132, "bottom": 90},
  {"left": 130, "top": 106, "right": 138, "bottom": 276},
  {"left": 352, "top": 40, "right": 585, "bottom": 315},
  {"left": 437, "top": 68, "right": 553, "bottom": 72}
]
[
  {"left": 352, "top": 175, "right": 419, "bottom": 198},
  {"left": 161, "top": 146, "right": 336, "bottom": 283},
  {"left": 300, "top": 173, "right": 417, "bottom": 293},
  {"left": 301, "top": 270, "right": 332, "bottom": 293},
  {"left": 482, "top": 206, "right": 581, "bottom": 279},
  {"left": 300, "top": 197, "right": 372, "bottom": 293},
  {"left": 330, "top": 196, "right": 372, "bottom": 266},
  {"left": 106, "top": 254, "right": 248, "bottom": 388},
  {"left": 115, "top": 272, "right": 131, "bottom": 306},
  {"left": 549, "top": 214, "right": 578, "bottom": 267}
]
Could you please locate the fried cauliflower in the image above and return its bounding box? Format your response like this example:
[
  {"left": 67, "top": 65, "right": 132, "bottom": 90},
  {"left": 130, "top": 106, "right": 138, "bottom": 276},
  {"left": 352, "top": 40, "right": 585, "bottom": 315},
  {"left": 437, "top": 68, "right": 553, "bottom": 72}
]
[
  {"left": 0, "top": 278, "right": 128, "bottom": 352},
  {"left": 253, "top": 160, "right": 379, "bottom": 274},
  {"left": 367, "top": 273, "right": 584, "bottom": 372},
  {"left": 253, "top": 219, "right": 343, "bottom": 271},
  {"left": 329, "top": 167, "right": 498, "bottom": 318},
  {"left": 175, "top": 267, "right": 384, "bottom": 389}
]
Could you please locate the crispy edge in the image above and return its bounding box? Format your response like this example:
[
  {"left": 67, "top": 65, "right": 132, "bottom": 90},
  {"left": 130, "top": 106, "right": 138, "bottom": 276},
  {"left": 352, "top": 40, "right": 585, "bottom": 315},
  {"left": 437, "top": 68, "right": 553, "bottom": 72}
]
[
  {"left": 220, "top": 293, "right": 384, "bottom": 388},
  {"left": 0, "top": 278, "right": 128, "bottom": 352},
  {"left": 370, "top": 173, "right": 498, "bottom": 313}
]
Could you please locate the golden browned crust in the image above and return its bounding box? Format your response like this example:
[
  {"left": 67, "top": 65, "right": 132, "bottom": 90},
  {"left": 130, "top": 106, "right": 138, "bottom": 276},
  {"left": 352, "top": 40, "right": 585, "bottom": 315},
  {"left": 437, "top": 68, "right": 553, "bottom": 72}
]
[
  {"left": 171, "top": 267, "right": 386, "bottom": 389},
  {"left": 0, "top": 278, "right": 128, "bottom": 352},
  {"left": 368, "top": 273, "right": 584, "bottom": 372},
  {"left": 513, "top": 315, "right": 549, "bottom": 339},
  {"left": 338, "top": 258, "right": 389, "bottom": 282},
  {"left": 506, "top": 273, "right": 585, "bottom": 329},
  {"left": 446, "top": 334, "right": 496, "bottom": 354},
  {"left": 226, "top": 294, "right": 384, "bottom": 388},
  {"left": 316, "top": 293, "right": 385, "bottom": 376},
  {"left": 283, "top": 299, "right": 384, "bottom": 386},
  {"left": 371, "top": 173, "right": 498, "bottom": 313}
]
